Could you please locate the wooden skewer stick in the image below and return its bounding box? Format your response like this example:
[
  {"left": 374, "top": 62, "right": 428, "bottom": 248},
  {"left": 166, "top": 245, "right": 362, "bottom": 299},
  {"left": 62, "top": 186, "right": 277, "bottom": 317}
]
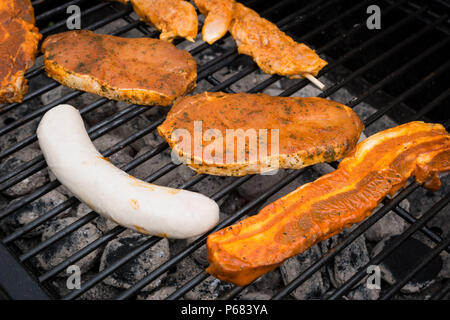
[{"left": 305, "top": 74, "right": 325, "bottom": 90}]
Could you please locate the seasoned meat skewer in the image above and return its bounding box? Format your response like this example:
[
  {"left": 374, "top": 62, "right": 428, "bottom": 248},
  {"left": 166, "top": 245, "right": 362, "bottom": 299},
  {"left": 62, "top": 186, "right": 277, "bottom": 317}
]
[
  {"left": 158, "top": 92, "right": 364, "bottom": 176},
  {"left": 41, "top": 30, "right": 197, "bottom": 106},
  {"left": 111, "top": 0, "right": 198, "bottom": 42},
  {"left": 193, "top": 0, "right": 234, "bottom": 45},
  {"left": 230, "top": 1, "right": 327, "bottom": 79},
  {"left": 193, "top": 0, "right": 327, "bottom": 79},
  {"left": 206, "top": 122, "right": 450, "bottom": 286},
  {"left": 0, "top": 0, "right": 41, "bottom": 103}
]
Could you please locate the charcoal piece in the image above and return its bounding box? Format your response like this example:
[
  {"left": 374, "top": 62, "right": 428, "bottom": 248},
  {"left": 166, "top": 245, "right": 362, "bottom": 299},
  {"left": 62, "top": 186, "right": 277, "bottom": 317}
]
[
  {"left": 99, "top": 233, "right": 170, "bottom": 291},
  {"left": 372, "top": 235, "right": 443, "bottom": 294},
  {"left": 280, "top": 245, "right": 330, "bottom": 300}
]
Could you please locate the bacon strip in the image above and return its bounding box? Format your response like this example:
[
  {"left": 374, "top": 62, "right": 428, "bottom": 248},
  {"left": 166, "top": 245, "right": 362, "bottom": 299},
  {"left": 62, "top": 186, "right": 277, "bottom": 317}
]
[{"left": 206, "top": 122, "right": 450, "bottom": 286}]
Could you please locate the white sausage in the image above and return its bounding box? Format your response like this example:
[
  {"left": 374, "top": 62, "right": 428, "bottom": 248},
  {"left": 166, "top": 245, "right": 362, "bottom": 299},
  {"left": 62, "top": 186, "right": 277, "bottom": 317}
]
[{"left": 37, "top": 104, "right": 219, "bottom": 239}]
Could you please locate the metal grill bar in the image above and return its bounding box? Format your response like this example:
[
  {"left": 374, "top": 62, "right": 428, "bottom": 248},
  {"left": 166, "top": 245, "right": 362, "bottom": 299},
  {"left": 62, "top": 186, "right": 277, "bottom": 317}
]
[
  {"left": 61, "top": 236, "right": 161, "bottom": 299},
  {"left": 392, "top": 205, "right": 450, "bottom": 254},
  {"left": 380, "top": 234, "right": 450, "bottom": 300},
  {"left": 317, "top": 15, "right": 449, "bottom": 100},
  {"left": 6, "top": 133, "right": 166, "bottom": 248},
  {"left": 362, "top": 59, "right": 450, "bottom": 126},
  {"left": 0, "top": 102, "right": 142, "bottom": 187},
  {"left": 346, "top": 39, "right": 450, "bottom": 109},
  {"left": 35, "top": 0, "right": 89, "bottom": 23},
  {"left": 277, "top": 0, "right": 413, "bottom": 98},
  {"left": 407, "top": 89, "right": 450, "bottom": 122},
  {"left": 18, "top": 141, "right": 169, "bottom": 261},
  {"left": 62, "top": 173, "right": 254, "bottom": 300},
  {"left": 389, "top": 0, "right": 450, "bottom": 35},
  {"left": 38, "top": 226, "right": 124, "bottom": 282},
  {"left": 166, "top": 271, "right": 209, "bottom": 300},
  {"left": 39, "top": 2, "right": 112, "bottom": 36}
]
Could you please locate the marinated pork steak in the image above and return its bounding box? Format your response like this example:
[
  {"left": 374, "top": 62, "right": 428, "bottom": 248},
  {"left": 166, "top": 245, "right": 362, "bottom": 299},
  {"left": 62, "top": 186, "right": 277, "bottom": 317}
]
[
  {"left": 0, "top": 0, "right": 41, "bottom": 103},
  {"left": 206, "top": 122, "right": 450, "bottom": 286},
  {"left": 41, "top": 30, "right": 197, "bottom": 106},
  {"left": 157, "top": 92, "right": 364, "bottom": 176}
]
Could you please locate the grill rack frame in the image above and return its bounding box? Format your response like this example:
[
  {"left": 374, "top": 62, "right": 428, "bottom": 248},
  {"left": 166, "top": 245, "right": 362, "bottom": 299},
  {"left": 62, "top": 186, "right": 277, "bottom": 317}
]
[{"left": 0, "top": 0, "right": 448, "bottom": 300}]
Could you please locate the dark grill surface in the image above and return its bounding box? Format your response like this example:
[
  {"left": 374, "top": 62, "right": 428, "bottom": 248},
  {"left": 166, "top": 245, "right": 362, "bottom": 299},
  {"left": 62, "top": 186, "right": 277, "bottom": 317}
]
[{"left": 0, "top": 0, "right": 449, "bottom": 300}]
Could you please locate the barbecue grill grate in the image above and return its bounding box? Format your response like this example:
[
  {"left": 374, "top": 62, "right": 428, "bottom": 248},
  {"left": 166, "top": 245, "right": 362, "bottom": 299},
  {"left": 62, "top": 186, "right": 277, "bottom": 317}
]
[{"left": 0, "top": 0, "right": 449, "bottom": 300}]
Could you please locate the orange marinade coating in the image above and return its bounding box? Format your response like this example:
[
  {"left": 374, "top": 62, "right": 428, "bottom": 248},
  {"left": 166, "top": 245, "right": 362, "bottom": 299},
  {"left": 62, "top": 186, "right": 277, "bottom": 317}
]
[
  {"left": 111, "top": 0, "right": 198, "bottom": 42},
  {"left": 0, "top": 0, "right": 41, "bottom": 103},
  {"left": 130, "top": 0, "right": 198, "bottom": 42},
  {"left": 230, "top": 2, "right": 327, "bottom": 78},
  {"left": 193, "top": 0, "right": 327, "bottom": 77},
  {"left": 206, "top": 121, "right": 450, "bottom": 286},
  {"left": 193, "top": 0, "right": 234, "bottom": 44},
  {"left": 157, "top": 92, "right": 364, "bottom": 176}
]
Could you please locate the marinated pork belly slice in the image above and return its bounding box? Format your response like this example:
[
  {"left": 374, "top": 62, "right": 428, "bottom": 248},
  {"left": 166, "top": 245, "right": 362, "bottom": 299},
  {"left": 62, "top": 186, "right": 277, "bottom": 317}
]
[
  {"left": 0, "top": 0, "right": 41, "bottom": 103},
  {"left": 157, "top": 92, "right": 364, "bottom": 176},
  {"left": 41, "top": 30, "right": 197, "bottom": 106},
  {"left": 206, "top": 121, "right": 450, "bottom": 286},
  {"left": 193, "top": 0, "right": 327, "bottom": 78}
]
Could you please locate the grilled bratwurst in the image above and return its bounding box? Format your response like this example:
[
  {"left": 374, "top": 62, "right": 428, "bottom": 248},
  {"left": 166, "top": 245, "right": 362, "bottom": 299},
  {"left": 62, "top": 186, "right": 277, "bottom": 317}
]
[
  {"left": 0, "top": 0, "right": 41, "bottom": 103},
  {"left": 37, "top": 104, "right": 219, "bottom": 239},
  {"left": 158, "top": 92, "right": 364, "bottom": 176},
  {"left": 41, "top": 30, "right": 197, "bottom": 106}
]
